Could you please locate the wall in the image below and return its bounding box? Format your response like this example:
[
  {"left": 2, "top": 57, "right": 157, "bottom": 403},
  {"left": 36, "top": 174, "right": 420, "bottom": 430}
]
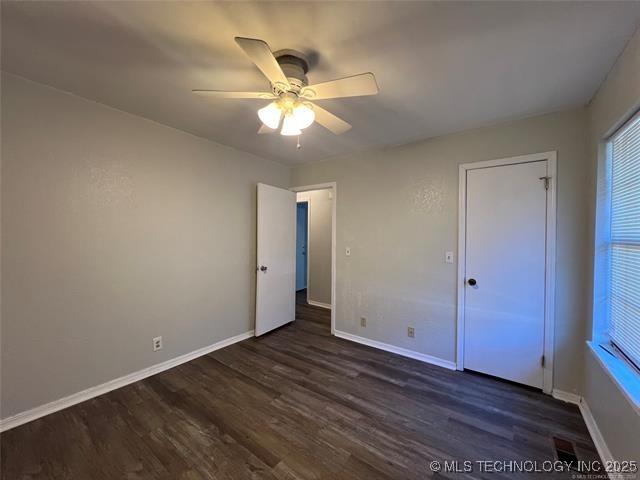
[
  {"left": 292, "top": 107, "right": 590, "bottom": 394},
  {"left": 297, "top": 189, "right": 332, "bottom": 306},
  {"left": 585, "top": 26, "right": 640, "bottom": 462},
  {"left": 0, "top": 74, "right": 290, "bottom": 419}
]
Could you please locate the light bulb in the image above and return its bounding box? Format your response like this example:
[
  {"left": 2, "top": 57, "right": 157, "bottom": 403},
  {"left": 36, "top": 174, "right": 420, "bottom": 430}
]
[
  {"left": 280, "top": 114, "right": 302, "bottom": 136},
  {"left": 292, "top": 103, "right": 315, "bottom": 129},
  {"left": 258, "top": 102, "right": 282, "bottom": 129}
]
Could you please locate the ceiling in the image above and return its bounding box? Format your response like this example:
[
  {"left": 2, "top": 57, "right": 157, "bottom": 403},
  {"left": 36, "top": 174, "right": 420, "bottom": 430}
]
[{"left": 2, "top": 2, "right": 640, "bottom": 165}]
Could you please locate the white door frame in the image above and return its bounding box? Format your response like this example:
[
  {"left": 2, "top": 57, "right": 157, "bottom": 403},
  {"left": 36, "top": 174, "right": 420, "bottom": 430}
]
[
  {"left": 291, "top": 182, "right": 337, "bottom": 335},
  {"left": 456, "top": 151, "right": 557, "bottom": 394}
]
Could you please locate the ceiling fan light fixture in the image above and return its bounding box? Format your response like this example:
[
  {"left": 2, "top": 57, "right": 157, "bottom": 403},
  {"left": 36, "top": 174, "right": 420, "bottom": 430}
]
[
  {"left": 292, "top": 103, "right": 315, "bottom": 130},
  {"left": 280, "top": 114, "right": 302, "bottom": 136},
  {"left": 194, "top": 37, "right": 377, "bottom": 139},
  {"left": 258, "top": 102, "right": 282, "bottom": 129}
]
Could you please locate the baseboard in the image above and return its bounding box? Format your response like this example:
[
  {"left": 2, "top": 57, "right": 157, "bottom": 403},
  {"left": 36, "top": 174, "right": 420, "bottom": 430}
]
[
  {"left": 334, "top": 329, "right": 456, "bottom": 370},
  {"left": 307, "top": 300, "right": 331, "bottom": 310},
  {"left": 552, "top": 388, "right": 582, "bottom": 405},
  {"left": 578, "top": 398, "right": 617, "bottom": 471},
  {"left": 552, "top": 389, "right": 617, "bottom": 476},
  {"left": 0, "top": 330, "right": 254, "bottom": 433}
]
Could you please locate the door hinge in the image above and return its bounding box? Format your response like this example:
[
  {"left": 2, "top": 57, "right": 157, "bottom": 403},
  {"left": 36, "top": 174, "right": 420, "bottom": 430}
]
[
  {"left": 541, "top": 355, "right": 545, "bottom": 367},
  {"left": 539, "top": 176, "right": 551, "bottom": 191}
]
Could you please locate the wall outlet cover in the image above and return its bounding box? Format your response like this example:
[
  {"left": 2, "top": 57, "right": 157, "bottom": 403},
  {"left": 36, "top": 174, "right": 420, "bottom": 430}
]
[
  {"left": 407, "top": 327, "right": 415, "bottom": 338},
  {"left": 153, "top": 336, "right": 163, "bottom": 351}
]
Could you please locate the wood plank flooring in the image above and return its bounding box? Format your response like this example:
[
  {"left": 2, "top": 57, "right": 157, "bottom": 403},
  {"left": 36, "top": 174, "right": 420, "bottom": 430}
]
[{"left": 1, "top": 291, "right": 599, "bottom": 479}]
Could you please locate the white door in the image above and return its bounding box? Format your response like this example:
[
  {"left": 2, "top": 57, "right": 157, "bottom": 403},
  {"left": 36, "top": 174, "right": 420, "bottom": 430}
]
[
  {"left": 256, "top": 183, "right": 296, "bottom": 336},
  {"left": 463, "top": 161, "right": 548, "bottom": 388}
]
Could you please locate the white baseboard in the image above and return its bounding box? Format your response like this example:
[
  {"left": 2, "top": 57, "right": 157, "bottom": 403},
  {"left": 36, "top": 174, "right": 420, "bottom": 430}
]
[
  {"left": 334, "top": 329, "right": 456, "bottom": 370},
  {"left": 552, "top": 388, "right": 582, "bottom": 405},
  {"left": 552, "top": 389, "right": 617, "bottom": 477},
  {"left": 579, "top": 398, "right": 617, "bottom": 471},
  {"left": 307, "top": 300, "right": 331, "bottom": 310},
  {"left": 0, "top": 330, "right": 254, "bottom": 433}
]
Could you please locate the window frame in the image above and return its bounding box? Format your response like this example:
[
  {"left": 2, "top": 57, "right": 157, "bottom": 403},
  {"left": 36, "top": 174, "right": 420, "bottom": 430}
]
[
  {"left": 596, "top": 108, "right": 640, "bottom": 377},
  {"left": 589, "top": 108, "right": 640, "bottom": 415}
]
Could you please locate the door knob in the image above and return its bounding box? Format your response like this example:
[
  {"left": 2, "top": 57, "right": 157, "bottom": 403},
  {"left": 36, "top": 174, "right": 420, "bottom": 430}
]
[
  {"left": 467, "top": 278, "right": 477, "bottom": 286},
  {"left": 259, "top": 265, "right": 268, "bottom": 272}
]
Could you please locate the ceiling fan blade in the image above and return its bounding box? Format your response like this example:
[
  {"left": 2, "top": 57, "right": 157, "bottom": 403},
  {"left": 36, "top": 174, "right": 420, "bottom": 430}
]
[
  {"left": 257, "top": 124, "right": 276, "bottom": 134},
  {"left": 313, "top": 105, "right": 352, "bottom": 135},
  {"left": 192, "top": 90, "right": 275, "bottom": 99},
  {"left": 301, "top": 73, "right": 378, "bottom": 100},
  {"left": 235, "top": 37, "right": 290, "bottom": 89}
]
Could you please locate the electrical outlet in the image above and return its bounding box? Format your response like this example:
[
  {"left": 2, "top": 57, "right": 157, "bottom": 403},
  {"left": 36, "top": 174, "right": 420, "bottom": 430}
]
[
  {"left": 360, "top": 317, "right": 367, "bottom": 327},
  {"left": 407, "top": 327, "right": 415, "bottom": 338},
  {"left": 153, "top": 336, "right": 163, "bottom": 351}
]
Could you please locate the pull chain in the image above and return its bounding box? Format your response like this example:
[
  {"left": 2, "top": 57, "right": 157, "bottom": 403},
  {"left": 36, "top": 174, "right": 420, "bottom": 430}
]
[{"left": 296, "top": 135, "right": 301, "bottom": 150}]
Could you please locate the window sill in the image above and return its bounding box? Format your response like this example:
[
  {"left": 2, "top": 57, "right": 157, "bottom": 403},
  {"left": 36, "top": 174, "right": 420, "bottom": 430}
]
[{"left": 587, "top": 341, "right": 640, "bottom": 416}]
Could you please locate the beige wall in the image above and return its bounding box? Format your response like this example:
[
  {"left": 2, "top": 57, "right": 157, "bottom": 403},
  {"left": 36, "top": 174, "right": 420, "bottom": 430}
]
[
  {"left": 585, "top": 26, "right": 640, "bottom": 462},
  {"left": 292, "top": 107, "right": 590, "bottom": 394},
  {"left": 0, "top": 74, "right": 290, "bottom": 419},
  {"left": 298, "top": 189, "right": 332, "bottom": 306}
]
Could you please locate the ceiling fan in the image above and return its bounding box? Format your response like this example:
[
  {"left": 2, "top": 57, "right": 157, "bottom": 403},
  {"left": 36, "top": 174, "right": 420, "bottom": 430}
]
[{"left": 193, "top": 37, "right": 379, "bottom": 137}]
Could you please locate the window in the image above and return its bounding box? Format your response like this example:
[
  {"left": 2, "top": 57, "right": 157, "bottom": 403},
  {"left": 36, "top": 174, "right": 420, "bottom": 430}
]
[{"left": 607, "top": 111, "right": 640, "bottom": 370}]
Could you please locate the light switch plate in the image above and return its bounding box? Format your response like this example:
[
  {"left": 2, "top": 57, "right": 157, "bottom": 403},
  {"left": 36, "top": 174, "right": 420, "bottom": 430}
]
[
  {"left": 445, "top": 251, "right": 454, "bottom": 264},
  {"left": 345, "top": 247, "right": 351, "bottom": 256}
]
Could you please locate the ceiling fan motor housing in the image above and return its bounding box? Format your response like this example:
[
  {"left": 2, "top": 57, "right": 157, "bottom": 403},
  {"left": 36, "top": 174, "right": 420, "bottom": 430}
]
[{"left": 273, "top": 49, "right": 310, "bottom": 92}]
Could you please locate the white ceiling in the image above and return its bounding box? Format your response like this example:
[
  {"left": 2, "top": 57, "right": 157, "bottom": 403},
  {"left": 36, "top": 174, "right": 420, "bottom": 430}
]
[{"left": 2, "top": 2, "right": 640, "bottom": 165}]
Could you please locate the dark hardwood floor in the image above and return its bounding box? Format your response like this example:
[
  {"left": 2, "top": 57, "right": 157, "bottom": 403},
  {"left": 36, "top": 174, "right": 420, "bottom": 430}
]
[{"left": 1, "top": 290, "right": 599, "bottom": 479}]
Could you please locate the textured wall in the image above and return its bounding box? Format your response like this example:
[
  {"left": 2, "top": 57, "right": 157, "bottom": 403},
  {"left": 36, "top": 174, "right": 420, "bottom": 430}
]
[
  {"left": 292, "top": 107, "right": 590, "bottom": 394},
  {"left": 0, "top": 74, "right": 290, "bottom": 418}
]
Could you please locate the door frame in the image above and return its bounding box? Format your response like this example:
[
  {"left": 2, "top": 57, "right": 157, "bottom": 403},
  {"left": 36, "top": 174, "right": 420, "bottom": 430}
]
[
  {"left": 291, "top": 182, "right": 337, "bottom": 335},
  {"left": 295, "top": 201, "right": 309, "bottom": 292},
  {"left": 456, "top": 151, "right": 557, "bottom": 393}
]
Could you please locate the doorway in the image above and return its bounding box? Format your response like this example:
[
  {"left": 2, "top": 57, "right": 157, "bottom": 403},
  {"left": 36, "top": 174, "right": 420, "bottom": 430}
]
[
  {"left": 292, "top": 183, "right": 336, "bottom": 333},
  {"left": 295, "top": 188, "right": 333, "bottom": 312},
  {"left": 457, "top": 152, "right": 557, "bottom": 393},
  {"left": 296, "top": 202, "right": 308, "bottom": 291},
  {"left": 254, "top": 182, "right": 336, "bottom": 338}
]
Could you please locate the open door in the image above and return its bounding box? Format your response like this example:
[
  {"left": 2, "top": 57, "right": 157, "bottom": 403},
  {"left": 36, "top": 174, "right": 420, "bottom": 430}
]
[{"left": 255, "top": 183, "right": 296, "bottom": 336}]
